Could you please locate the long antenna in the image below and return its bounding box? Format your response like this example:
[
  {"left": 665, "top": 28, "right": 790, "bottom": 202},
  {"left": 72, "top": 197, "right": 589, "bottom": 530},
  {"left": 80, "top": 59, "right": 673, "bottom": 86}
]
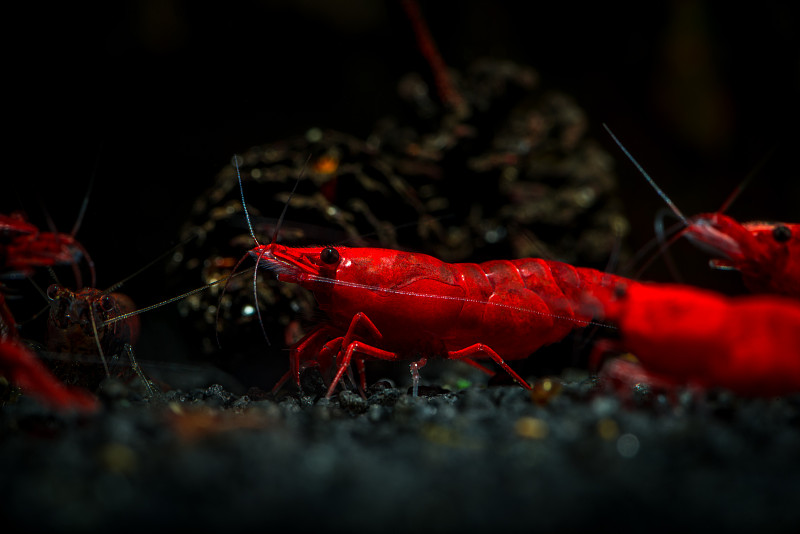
[
  {"left": 69, "top": 149, "right": 103, "bottom": 288},
  {"left": 102, "top": 268, "right": 253, "bottom": 327},
  {"left": 602, "top": 123, "right": 689, "bottom": 227},
  {"left": 102, "top": 234, "right": 198, "bottom": 296},
  {"left": 235, "top": 155, "right": 259, "bottom": 247},
  {"left": 399, "top": 0, "right": 466, "bottom": 114},
  {"left": 716, "top": 145, "right": 776, "bottom": 214},
  {"left": 71, "top": 149, "right": 102, "bottom": 238},
  {"left": 270, "top": 154, "right": 310, "bottom": 245},
  {"left": 230, "top": 153, "right": 310, "bottom": 349},
  {"left": 235, "top": 153, "right": 309, "bottom": 245}
]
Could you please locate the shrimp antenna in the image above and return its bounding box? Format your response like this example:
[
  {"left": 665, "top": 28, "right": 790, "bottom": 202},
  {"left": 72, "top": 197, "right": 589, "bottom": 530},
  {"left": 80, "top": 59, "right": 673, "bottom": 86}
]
[
  {"left": 603, "top": 124, "right": 695, "bottom": 283},
  {"left": 226, "top": 155, "right": 269, "bottom": 348},
  {"left": 34, "top": 201, "right": 88, "bottom": 289},
  {"left": 102, "top": 268, "right": 253, "bottom": 327},
  {"left": 66, "top": 149, "right": 102, "bottom": 288},
  {"left": 631, "top": 209, "right": 688, "bottom": 281},
  {"left": 399, "top": 0, "right": 466, "bottom": 114},
  {"left": 235, "top": 153, "right": 309, "bottom": 244},
  {"left": 270, "top": 154, "right": 311, "bottom": 245},
  {"left": 602, "top": 123, "right": 689, "bottom": 227},
  {"left": 102, "top": 233, "right": 198, "bottom": 296},
  {"left": 71, "top": 149, "right": 102, "bottom": 238},
  {"left": 19, "top": 275, "right": 56, "bottom": 326},
  {"left": 235, "top": 155, "right": 259, "bottom": 247},
  {"left": 224, "top": 154, "right": 309, "bottom": 349},
  {"left": 716, "top": 145, "right": 776, "bottom": 214}
]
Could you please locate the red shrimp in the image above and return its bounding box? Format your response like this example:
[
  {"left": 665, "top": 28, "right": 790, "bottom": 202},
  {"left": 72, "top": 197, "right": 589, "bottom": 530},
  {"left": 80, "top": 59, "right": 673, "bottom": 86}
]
[
  {"left": 586, "top": 282, "right": 800, "bottom": 397},
  {"left": 603, "top": 124, "right": 799, "bottom": 298},
  {"left": 680, "top": 217, "right": 799, "bottom": 298},
  {"left": 260, "top": 244, "right": 630, "bottom": 398},
  {"left": 1, "top": 211, "right": 89, "bottom": 279},
  {"left": 232, "top": 159, "right": 628, "bottom": 398},
  {"left": 0, "top": 188, "right": 119, "bottom": 410},
  {"left": 44, "top": 284, "right": 147, "bottom": 393},
  {"left": 2, "top": 215, "right": 222, "bottom": 409},
  {"left": 0, "top": 212, "right": 39, "bottom": 239},
  {"left": 38, "top": 231, "right": 214, "bottom": 397},
  {"left": 0, "top": 220, "right": 99, "bottom": 412}
]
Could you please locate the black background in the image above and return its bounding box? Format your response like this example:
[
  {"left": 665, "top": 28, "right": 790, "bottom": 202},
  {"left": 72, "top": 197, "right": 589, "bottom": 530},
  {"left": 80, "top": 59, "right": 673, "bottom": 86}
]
[{"left": 7, "top": 1, "right": 800, "bottom": 362}]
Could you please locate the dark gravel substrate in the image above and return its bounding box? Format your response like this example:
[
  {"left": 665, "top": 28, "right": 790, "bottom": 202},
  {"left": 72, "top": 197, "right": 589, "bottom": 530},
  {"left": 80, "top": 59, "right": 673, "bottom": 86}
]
[{"left": 2, "top": 370, "right": 799, "bottom": 533}]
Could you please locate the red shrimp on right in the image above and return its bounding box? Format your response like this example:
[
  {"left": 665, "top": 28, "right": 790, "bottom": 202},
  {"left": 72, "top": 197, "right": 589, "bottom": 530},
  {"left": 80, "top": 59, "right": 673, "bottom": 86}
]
[
  {"left": 603, "top": 124, "right": 800, "bottom": 299},
  {"left": 585, "top": 281, "right": 800, "bottom": 397}
]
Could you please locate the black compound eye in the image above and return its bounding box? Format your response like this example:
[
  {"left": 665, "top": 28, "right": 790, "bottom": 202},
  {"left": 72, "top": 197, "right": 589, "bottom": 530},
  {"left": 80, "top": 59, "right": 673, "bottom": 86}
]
[
  {"left": 320, "top": 246, "right": 340, "bottom": 265},
  {"left": 46, "top": 284, "right": 62, "bottom": 301},
  {"left": 99, "top": 295, "right": 115, "bottom": 312},
  {"left": 772, "top": 224, "right": 792, "bottom": 243}
]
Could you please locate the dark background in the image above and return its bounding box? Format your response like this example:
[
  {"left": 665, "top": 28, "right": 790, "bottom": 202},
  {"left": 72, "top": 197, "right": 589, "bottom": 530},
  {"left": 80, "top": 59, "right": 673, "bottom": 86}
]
[{"left": 7, "top": 1, "right": 800, "bottom": 363}]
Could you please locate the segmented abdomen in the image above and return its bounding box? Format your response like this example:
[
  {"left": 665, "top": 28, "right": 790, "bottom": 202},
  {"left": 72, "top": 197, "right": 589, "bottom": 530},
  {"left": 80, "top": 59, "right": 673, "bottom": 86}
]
[
  {"left": 449, "top": 258, "right": 626, "bottom": 360},
  {"left": 322, "top": 250, "right": 626, "bottom": 362},
  {"left": 510, "top": 257, "right": 626, "bottom": 316}
]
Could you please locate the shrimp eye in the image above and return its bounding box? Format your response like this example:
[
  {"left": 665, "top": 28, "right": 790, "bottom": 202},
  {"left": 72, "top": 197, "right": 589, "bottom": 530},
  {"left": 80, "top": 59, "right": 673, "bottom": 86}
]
[
  {"left": 320, "top": 246, "right": 340, "bottom": 265},
  {"left": 46, "top": 284, "right": 62, "bottom": 301},
  {"left": 99, "top": 295, "right": 115, "bottom": 312},
  {"left": 772, "top": 224, "right": 792, "bottom": 243}
]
